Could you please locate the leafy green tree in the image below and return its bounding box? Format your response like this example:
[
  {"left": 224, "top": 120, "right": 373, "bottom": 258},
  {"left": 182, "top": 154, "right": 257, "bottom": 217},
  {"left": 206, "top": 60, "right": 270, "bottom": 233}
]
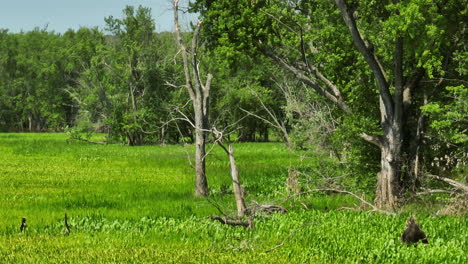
[
  {"left": 191, "top": 0, "right": 468, "bottom": 209},
  {"left": 0, "top": 29, "right": 76, "bottom": 131},
  {"left": 71, "top": 6, "right": 175, "bottom": 145}
]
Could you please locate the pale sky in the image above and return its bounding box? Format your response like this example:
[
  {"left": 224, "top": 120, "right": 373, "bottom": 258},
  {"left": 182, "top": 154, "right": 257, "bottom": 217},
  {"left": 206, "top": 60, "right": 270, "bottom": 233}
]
[{"left": 0, "top": 0, "right": 197, "bottom": 33}]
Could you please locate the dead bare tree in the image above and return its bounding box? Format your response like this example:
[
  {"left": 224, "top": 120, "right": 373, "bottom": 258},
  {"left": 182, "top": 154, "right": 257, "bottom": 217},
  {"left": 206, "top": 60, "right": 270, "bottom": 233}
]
[
  {"left": 173, "top": 0, "right": 213, "bottom": 196},
  {"left": 212, "top": 129, "right": 248, "bottom": 218},
  {"left": 228, "top": 144, "right": 247, "bottom": 217}
]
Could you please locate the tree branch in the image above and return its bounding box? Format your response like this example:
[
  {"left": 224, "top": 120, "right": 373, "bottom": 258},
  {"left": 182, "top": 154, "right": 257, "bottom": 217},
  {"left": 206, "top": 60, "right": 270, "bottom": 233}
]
[
  {"left": 283, "top": 188, "right": 395, "bottom": 215},
  {"left": 403, "top": 68, "right": 425, "bottom": 108},
  {"left": 416, "top": 189, "right": 456, "bottom": 195},
  {"left": 173, "top": 0, "right": 196, "bottom": 101},
  {"left": 191, "top": 20, "right": 203, "bottom": 97},
  {"left": 335, "top": 0, "right": 393, "bottom": 119},
  {"left": 394, "top": 37, "right": 404, "bottom": 127},
  {"left": 263, "top": 49, "right": 351, "bottom": 113},
  {"left": 360, "top": 133, "right": 383, "bottom": 147},
  {"left": 427, "top": 175, "right": 468, "bottom": 193}
]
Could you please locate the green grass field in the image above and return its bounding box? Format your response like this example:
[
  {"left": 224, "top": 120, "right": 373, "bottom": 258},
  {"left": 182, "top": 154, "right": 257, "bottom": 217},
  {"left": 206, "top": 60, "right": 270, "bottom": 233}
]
[{"left": 0, "top": 133, "right": 466, "bottom": 263}]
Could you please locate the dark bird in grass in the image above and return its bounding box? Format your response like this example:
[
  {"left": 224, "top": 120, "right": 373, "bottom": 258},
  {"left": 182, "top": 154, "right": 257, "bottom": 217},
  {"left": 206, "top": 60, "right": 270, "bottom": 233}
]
[
  {"left": 64, "top": 213, "right": 70, "bottom": 236},
  {"left": 401, "top": 216, "right": 429, "bottom": 245},
  {"left": 20, "top": 217, "right": 27, "bottom": 232}
]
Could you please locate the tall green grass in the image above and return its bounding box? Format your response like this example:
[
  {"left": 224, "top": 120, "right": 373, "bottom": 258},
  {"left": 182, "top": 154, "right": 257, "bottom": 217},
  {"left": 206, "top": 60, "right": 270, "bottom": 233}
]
[{"left": 0, "top": 133, "right": 466, "bottom": 263}]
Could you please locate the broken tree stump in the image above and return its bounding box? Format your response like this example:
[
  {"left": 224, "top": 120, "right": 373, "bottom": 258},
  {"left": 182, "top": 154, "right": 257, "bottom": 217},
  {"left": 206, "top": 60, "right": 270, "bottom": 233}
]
[
  {"left": 401, "top": 216, "right": 429, "bottom": 245},
  {"left": 19, "top": 217, "right": 27, "bottom": 232}
]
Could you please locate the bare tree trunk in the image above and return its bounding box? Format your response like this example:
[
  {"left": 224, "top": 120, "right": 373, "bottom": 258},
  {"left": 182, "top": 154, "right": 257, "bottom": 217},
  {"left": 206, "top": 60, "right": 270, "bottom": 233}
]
[
  {"left": 194, "top": 103, "right": 208, "bottom": 196},
  {"left": 228, "top": 144, "right": 246, "bottom": 217},
  {"left": 173, "top": 0, "right": 212, "bottom": 196},
  {"left": 28, "top": 114, "right": 32, "bottom": 132}
]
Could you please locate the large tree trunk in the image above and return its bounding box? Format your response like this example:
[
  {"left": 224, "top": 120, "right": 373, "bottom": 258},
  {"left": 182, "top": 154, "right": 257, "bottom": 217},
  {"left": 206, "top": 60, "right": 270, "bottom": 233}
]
[
  {"left": 375, "top": 128, "right": 402, "bottom": 209},
  {"left": 336, "top": 0, "right": 404, "bottom": 209}
]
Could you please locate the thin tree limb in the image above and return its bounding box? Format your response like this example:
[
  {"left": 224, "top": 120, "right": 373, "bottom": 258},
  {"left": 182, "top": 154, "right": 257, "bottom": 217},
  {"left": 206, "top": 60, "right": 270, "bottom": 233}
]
[
  {"left": 264, "top": 49, "right": 351, "bottom": 113},
  {"left": 427, "top": 175, "right": 468, "bottom": 193},
  {"left": 360, "top": 133, "right": 383, "bottom": 147},
  {"left": 283, "top": 188, "right": 395, "bottom": 215}
]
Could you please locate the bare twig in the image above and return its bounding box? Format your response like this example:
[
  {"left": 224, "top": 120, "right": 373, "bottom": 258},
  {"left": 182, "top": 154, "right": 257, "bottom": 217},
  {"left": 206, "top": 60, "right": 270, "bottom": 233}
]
[
  {"left": 205, "top": 197, "right": 228, "bottom": 217},
  {"left": 265, "top": 222, "right": 315, "bottom": 253}
]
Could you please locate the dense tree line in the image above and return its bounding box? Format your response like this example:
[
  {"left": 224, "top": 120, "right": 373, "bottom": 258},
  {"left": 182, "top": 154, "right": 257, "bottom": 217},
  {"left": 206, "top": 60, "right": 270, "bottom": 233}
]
[{"left": 0, "top": 6, "right": 279, "bottom": 146}]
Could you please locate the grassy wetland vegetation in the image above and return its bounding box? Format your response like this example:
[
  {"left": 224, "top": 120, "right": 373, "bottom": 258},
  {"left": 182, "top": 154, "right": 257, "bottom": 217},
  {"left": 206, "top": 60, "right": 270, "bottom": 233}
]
[
  {"left": 1, "top": 0, "right": 467, "bottom": 263},
  {"left": 0, "top": 133, "right": 466, "bottom": 263}
]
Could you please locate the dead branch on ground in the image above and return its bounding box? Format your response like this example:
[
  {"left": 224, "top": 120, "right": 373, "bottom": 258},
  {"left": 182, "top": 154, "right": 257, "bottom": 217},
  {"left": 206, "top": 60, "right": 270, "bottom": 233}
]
[
  {"left": 209, "top": 216, "right": 253, "bottom": 228},
  {"left": 67, "top": 137, "right": 106, "bottom": 145},
  {"left": 416, "top": 189, "right": 457, "bottom": 196},
  {"left": 281, "top": 188, "right": 396, "bottom": 215},
  {"left": 249, "top": 201, "right": 288, "bottom": 215}
]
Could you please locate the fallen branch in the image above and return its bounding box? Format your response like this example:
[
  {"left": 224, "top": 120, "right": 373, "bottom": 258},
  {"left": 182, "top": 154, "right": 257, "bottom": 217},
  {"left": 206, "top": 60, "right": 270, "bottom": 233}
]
[
  {"left": 416, "top": 189, "right": 457, "bottom": 196},
  {"left": 209, "top": 216, "right": 253, "bottom": 228},
  {"left": 250, "top": 201, "right": 288, "bottom": 214},
  {"left": 67, "top": 137, "right": 106, "bottom": 145},
  {"left": 427, "top": 175, "right": 468, "bottom": 193},
  {"left": 281, "top": 188, "right": 395, "bottom": 215}
]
